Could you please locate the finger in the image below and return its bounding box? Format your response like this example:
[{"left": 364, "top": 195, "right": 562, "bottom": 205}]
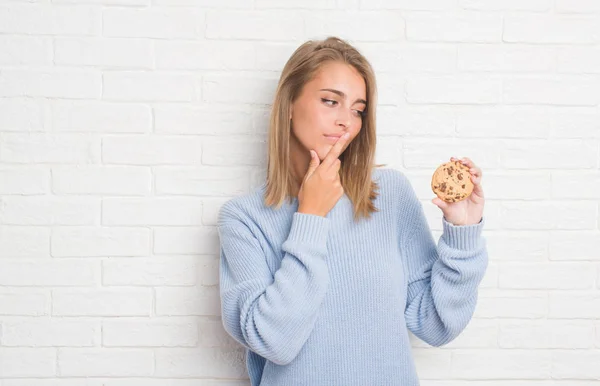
[
  {"left": 321, "top": 132, "right": 350, "bottom": 168},
  {"left": 304, "top": 150, "right": 320, "bottom": 180},
  {"left": 469, "top": 166, "right": 483, "bottom": 179},
  {"left": 432, "top": 197, "right": 449, "bottom": 210},
  {"left": 458, "top": 157, "right": 475, "bottom": 169}
]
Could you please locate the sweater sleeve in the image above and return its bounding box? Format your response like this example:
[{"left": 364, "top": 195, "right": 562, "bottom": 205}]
[
  {"left": 400, "top": 180, "right": 488, "bottom": 347},
  {"left": 218, "top": 208, "right": 331, "bottom": 365}
]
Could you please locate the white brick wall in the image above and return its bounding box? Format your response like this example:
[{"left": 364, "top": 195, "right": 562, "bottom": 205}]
[{"left": 0, "top": 0, "right": 598, "bottom": 384}]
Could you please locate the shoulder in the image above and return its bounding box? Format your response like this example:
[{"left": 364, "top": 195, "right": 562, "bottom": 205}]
[
  {"left": 372, "top": 167, "right": 416, "bottom": 198},
  {"left": 217, "top": 183, "right": 268, "bottom": 230}
]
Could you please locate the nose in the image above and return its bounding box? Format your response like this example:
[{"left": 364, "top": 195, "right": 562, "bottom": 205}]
[{"left": 335, "top": 108, "right": 351, "bottom": 129}]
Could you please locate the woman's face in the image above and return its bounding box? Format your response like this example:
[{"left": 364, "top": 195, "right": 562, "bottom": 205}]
[{"left": 290, "top": 61, "right": 367, "bottom": 161}]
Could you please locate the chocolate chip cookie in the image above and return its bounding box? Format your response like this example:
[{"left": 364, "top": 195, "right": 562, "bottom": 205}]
[{"left": 431, "top": 160, "right": 474, "bottom": 203}]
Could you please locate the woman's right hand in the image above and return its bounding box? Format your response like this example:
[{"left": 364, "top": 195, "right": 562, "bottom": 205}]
[{"left": 297, "top": 133, "right": 350, "bottom": 217}]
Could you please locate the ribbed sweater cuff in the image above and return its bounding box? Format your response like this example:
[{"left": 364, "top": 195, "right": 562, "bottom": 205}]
[
  {"left": 441, "top": 216, "right": 485, "bottom": 251},
  {"left": 287, "top": 212, "right": 331, "bottom": 247}
]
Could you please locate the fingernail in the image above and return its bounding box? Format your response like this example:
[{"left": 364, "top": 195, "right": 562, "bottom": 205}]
[{"left": 343, "top": 133, "right": 350, "bottom": 139}]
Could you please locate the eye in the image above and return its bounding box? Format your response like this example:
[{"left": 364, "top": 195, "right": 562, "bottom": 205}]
[
  {"left": 321, "top": 98, "right": 337, "bottom": 106},
  {"left": 353, "top": 109, "right": 365, "bottom": 118}
]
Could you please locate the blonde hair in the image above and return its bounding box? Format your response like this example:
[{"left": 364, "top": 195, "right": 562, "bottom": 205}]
[{"left": 264, "top": 36, "right": 382, "bottom": 222}]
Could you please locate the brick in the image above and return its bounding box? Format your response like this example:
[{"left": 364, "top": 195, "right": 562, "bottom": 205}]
[
  {"left": 257, "top": 0, "right": 336, "bottom": 8},
  {"left": 201, "top": 138, "right": 266, "bottom": 166},
  {"left": 0, "top": 226, "right": 50, "bottom": 259},
  {"left": 155, "top": 286, "right": 219, "bottom": 316},
  {"left": 558, "top": 47, "right": 600, "bottom": 74},
  {"left": 0, "top": 196, "right": 98, "bottom": 226},
  {"left": 556, "top": 0, "right": 600, "bottom": 13},
  {"left": 254, "top": 42, "right": 297, "bottom": 71},
  {"left": 154, "top": 347, "right": 246, "bottom": 378},
  {"left": 103, "top": 7, "right": 202, "bottom": 38},
  {"left": 3, "top": 380, "right": 104, "bottom": 386},
  {"left": 458, "top": 45, "right": 555, "bottom": 72},
  {"left": 201, "top": 198, "right": 230, "bottom": 226},
  {"left": 461, "top": 0, "right": 551, "bottom": 11},
  {"left": 0, "top": 289, "right": 49, "bottom": 316},
  {"left": 549, "top": 231, "right": 600, "bottom": 260},
  {"left": 412, "top": 319, "right": 498, "bottom": 349},
  {"left": 551, "top": 350, "right": 600, "bottom": 379},
  {"left": 0, "top": 348, "right": 56, "bottom": 377},
  {"left": 53, "top": 289, "right": 152, "bottom": 316},
  {"left": 54, "top": 38, "right": 153, "bottom": 68},
  {"left": 402, "top": 138, "right": 500, "bottom": 170},
  {"left": 503, "top": 77, "right": 599, "bottom": 106},
  {"left": 103, "top": 319, "right": 198, "bottom": 347},
  {"left": 52, "top": 101, "right": 151, "bottom": 133},
  {"left": 498, "top": 263, "right": 595, "bottom": 290},
  {"left": 452, "top": 349, "right": 551, "bottom": 379},
  {"left": 154, "top": 166, "right": 251, "bottom": 196},
  {"left": 102, "top": 257, "right": 197, "bottom": 286},
  {"left": 378, "top": 106, "right": 455, "bottom": 136},
  {"left": 499, "top": 139, "right": 598, "bottom": 169},
  {"left": 361, "top": 0, "right": 455, "bottom": 10},
  {"left": 549, "top": 292, "right": 600, "bottom": 319},
  {"left": 480, "top": 172, "right": 552, "bottom": 200},
  {"left": 0, "top": 133, "right": 100, "bottom": 164},
  {"left": 52, "top": 166, "right": 151, "bottom": 196},
  {"left": 102, "top": 135, "right": 202, "bottom": 165},
  {"left": 0, "top": 167, "right": 48, "bottom": 195},
  {"left": 359, "top": 43, "right": 456, "bottom": 73},
  {"left": 499, "top": 201, "right": 597, "bottom": 230},
  {"left": 153, "top": 0, "right": 251, "bottom": 7},
  {"left": 550, "top": 108, "right": 600, "bottom": 138},
  {"left": 0, "top": 259, "right": 97, "bottom": 286},
  {"left": 58, "top": 348, "right": 153, "bottom": 376},
  {"left": 0, "top": 99, "right": 47, "bottom": 133},
  {"left": 0, "top": 70, "right": 101, "bottom": 99},
  {"left": 199, "top": 319, "right": 238, "bottom": 348},
  {"left": 484, "top": 231, "right": 548, "bottom": 261},
  {"left": 0, "top": 4, "right": 100, "bottom": 35},
  {"left": 499, "top": 320, "right": 593, "bottom": 349},
  {"left": 406, "top": 76, "right": 502, "bottom": 104},
  {"left": 406, "top": 13, "right": 502, "bottom": 42},
  {"left": 206, "top": 10, "right": 302, "bottom": 40},
  {"left": 198, "top": 256, "right": 219, "bottom": 286},
  {"left": 475, "top": 290, "right": 547, "bottom": 319},
  {"left": 305, "top": 11, "right": 404, "bottom": 42},
  {"left": 504, "top": 15, "right": 600, "bottom": 44},
  {"left": 103, "top": 72, "right": 196, "bottom": 102},
  {"left": 153, "top": 105, "right": 253, "bottom": 135},
  {"left": 0, "top": 36, "right": 52, "bottom": 65},
  {"left": 456, "top": 107, "right": 552, "bottom": 138},
  {"left": 51, "top": 227, "right": 150, "bottom": 257},
  {"left": 2, "top": 319, "right": 98, "bottom": 347},
  {"left": 102, "top": 198, "right": 203, "bottom": 226},
  {"left": 203, "top": 75, "right": 277, "bottom": 104},
  {"left": 411, "top": 349, "right": 451, "bottom": 378},
  {"left": 153, "top": 226, "right": 219, "bottom": 255},
  {"left": 155, "top": 40, "right": 254, "bottom": 70}
]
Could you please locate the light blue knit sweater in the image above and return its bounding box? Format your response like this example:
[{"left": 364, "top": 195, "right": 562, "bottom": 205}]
[{"left": 217, "top": 167, "right": 488, "bottom": 386}]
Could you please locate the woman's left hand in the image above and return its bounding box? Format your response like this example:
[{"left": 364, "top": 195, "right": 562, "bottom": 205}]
[{"left": 432, "top": 157, "right": 485, "bottom": 226}]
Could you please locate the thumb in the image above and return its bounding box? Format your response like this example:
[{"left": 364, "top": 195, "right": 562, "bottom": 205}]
[
  {"left": 432, "top": 197, "right": 449, "bottom": 210},
  {"left": 305, "top": 150, "right": 320, "bottom": 179}
]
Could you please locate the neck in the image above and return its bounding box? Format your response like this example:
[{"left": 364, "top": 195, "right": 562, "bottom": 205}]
[{"left": 289, "top": 134, "right": 311, "bottom": 197}]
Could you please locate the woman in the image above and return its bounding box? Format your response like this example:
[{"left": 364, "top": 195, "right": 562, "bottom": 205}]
[{"left": 217, "top": 36, "right": 487, "bottom": 386}]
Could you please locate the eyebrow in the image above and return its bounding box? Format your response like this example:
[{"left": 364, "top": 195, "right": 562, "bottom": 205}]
[{"left": 320, "top": 88, "right": 367, "bottom": 106}]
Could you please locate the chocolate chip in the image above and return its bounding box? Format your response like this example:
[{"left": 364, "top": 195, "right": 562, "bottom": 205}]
[
  {"left": 462, "top": 184, "right": 466, "bottom": 189},
  {"left": 458, "top": 173, "right": 463, "bottom": 180},
  {"left": 440, "top": 182, "right": 447, "bottom": 192}
]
